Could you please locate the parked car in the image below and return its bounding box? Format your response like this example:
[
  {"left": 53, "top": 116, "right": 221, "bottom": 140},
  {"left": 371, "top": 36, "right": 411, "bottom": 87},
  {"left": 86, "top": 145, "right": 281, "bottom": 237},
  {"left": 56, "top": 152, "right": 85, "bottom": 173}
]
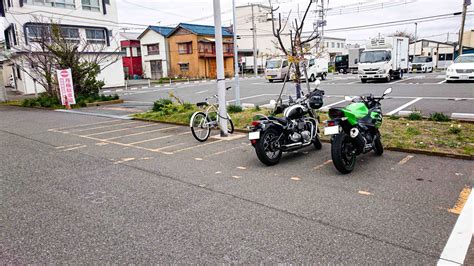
[
  {"left": 409, "top": 56, "right": 433, "bottom": 73},
  {"left": 265, "top": 58, "right": 289, "bottom": 82},
  {"left": 446, "top": 54, "right": 474, "bottom": 82}
]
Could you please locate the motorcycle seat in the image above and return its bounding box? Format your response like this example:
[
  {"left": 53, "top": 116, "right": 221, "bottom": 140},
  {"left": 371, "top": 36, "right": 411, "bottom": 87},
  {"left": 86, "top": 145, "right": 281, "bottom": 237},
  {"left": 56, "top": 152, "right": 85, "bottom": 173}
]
[{"left": 269, "top": 116, "right": 288, "bottom": 125}]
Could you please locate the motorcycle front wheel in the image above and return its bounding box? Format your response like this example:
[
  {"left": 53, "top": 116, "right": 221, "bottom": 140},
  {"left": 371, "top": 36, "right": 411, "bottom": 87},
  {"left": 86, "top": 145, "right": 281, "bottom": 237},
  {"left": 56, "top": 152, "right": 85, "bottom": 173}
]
[
  {"left": 255, "top": 128, "right": 282, "bottom": 166},
  {"left": 331, "top": 133, "right": 356, "bottom": 174}
]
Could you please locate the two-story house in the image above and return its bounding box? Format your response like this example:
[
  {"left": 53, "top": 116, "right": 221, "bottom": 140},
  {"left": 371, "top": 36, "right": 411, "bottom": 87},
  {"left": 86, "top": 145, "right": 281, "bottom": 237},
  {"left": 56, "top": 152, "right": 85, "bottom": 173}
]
[
  {"left": 120, "top": 32, "right": 142, "bottom": 79},
  {"left": 1, "top": 0, "right": 124, "bottom": 94},
  {"left": 138, "top": 26, "right": 173, "bottom": 80},
  {"left": 167, "top": 23, "right": 234, "bottom": 79}
]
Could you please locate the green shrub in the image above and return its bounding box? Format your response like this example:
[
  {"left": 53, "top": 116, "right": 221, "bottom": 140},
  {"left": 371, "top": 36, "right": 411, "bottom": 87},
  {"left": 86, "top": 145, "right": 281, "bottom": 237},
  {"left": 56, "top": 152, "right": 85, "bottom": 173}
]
[
  {"left": 429, "top": 112, "right": 450, "bottom": 122},
  {"left": 227, "top": 104, "right": 243, "bottom": 113},
  {"left": 407, "top": 110, "right": 423, "bottom": 120},
  {"left": 389, "top": 115, "right": 400, "bottom": 120},
  {"left": 253, "top": 105, "right": 261, "bottom": 111},
  {"left": 152, "top": 98, "right": 173, "bottom": 112}
]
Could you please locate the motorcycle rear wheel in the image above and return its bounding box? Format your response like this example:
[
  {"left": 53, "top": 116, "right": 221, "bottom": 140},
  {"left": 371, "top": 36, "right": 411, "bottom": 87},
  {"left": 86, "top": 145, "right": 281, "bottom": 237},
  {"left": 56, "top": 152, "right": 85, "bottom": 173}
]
[
  {"left": 255, "top": 128, "right": 282, "bottom": 166},
  {"left": 373, "top": 132, "right": 384, "bottom": 156},
  {"left": 331, "top": 134, "right": 356, "bottom": 174}
]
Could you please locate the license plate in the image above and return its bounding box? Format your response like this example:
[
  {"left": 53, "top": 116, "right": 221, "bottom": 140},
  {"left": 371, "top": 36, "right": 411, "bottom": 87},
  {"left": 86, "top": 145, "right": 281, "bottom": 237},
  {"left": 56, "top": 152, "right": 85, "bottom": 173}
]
[
  {"left": 460, "top": 75, "right": 469, "bottom": 80},
  {"left": 266, "top": 76, "right": 272, "bottom": 79},
  {"left": 324, "top": 126, "right": 340, "bottom": 135},
  {"left": 249, "top": 131, "right": 260, "bottom": 140}
]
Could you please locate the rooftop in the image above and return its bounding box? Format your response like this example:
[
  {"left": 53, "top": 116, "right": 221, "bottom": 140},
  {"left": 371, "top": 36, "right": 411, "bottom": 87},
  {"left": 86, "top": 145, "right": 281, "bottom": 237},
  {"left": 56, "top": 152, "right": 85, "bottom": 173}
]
[{"left": 170, "top": 23, "right": 233, "bottom": 37}]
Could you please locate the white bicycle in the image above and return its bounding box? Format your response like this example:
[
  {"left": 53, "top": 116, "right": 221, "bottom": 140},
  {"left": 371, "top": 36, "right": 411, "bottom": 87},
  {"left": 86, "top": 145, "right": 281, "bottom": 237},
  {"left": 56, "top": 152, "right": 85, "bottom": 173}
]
[{"left": 190, "top": 87, "right": 234, "bottom": 142}]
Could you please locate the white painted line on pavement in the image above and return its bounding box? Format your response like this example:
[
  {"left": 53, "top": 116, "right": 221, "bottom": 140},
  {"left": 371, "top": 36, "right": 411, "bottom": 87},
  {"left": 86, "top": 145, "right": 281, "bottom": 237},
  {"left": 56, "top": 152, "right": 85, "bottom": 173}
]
[
  {"left": 320, "top": 99, "right": 347, "bottom": 112},
  {"left": 347, "top": 81, "right": 359, "bottom": 84},
  {"left": 54, "top": 110, "right": 132, "bottom": 120},
  {"left": 397, "top": 155, "right": 414, "bottom": 165},
  {"left": 116, "top": 89, "right": 123, "bottom": 92},
  {"left": 124, "top": 100, "right": 154, "bottom": 104},
  {"left": 103, "top": 90, "right": 111, "bottom": 93},
  {"left": 386, "top": 97, "right": 422, "bottom": 115},
  {"left": 82, "top": 123, "right": 156, "bottom": 137},
  {"left": 389, "top": 77, "right": 413, "bottom": 84},
  {"left": 196, "top": 90, "right": 208, "bottom": 94},
  {"left": 141, "top": 86, "right": 148, "bottom": 89},
  {"left": 131, "top": 87, "right": 137, "bottom": 90},
  {"left": 62, "top": 145, "right": 87, "bottom": 151},
  {"left": 438, "top": 80, "right": 447, "bottom": 84},
  {"left": 437, "top": 189, "right": 473, "bottom": 265}
]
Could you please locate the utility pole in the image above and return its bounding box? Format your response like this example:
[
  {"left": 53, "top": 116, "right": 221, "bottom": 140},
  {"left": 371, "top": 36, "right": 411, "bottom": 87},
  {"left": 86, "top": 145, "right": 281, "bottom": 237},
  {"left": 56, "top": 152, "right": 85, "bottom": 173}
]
[
  {"left": 251, "top": 4, "right": 258, "bottom": 77},
  {"left": 458, "top": 0, "right": 468, "bottom": 55},
  {"left": 413, "top": 22, "right": 418, "bottom": 56},
  {"left": 213, "top": 0, "right": 228, "bottom": 136},
  {"left": 447, "top": 32, "right": 450, "bottom": 43},
  {"left": 232, "top": 0, "right": 240, "bottom": 106}
]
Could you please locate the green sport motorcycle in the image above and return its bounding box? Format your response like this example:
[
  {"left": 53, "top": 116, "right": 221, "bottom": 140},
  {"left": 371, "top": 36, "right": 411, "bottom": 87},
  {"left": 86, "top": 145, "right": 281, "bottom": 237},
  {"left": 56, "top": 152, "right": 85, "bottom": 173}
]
[{"left": 324, "top": 87, "right": 392, "bottom": 174}]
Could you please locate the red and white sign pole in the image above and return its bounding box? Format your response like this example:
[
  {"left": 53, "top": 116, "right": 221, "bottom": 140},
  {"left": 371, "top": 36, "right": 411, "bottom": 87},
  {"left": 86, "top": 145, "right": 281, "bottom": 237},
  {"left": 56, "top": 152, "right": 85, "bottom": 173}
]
[{"left": 56, "top": 69, "right": 76, "bottom": 109}]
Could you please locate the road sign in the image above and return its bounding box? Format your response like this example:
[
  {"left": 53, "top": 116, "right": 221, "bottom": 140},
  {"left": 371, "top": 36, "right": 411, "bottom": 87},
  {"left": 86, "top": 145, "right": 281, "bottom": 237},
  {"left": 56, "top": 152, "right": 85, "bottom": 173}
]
[{"left": 56, "top": 69, "right": 76, "bottom": 106}]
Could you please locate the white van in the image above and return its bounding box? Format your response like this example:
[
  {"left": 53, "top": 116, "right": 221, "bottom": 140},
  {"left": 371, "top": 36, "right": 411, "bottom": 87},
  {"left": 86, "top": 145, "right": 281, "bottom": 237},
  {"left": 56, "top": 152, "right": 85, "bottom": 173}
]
[
  {"left": 292, "top": 57, "right": 329, "bottom": 81},
  {"left": 265, "top": 59, "right": 289, "bottom": 82}
]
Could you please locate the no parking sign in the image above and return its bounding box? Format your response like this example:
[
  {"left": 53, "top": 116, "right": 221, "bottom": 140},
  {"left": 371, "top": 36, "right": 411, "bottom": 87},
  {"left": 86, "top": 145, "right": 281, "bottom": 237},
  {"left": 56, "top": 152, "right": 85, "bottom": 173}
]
[{"left": 57, "top": 69, "right": 76, "bottom": 105}]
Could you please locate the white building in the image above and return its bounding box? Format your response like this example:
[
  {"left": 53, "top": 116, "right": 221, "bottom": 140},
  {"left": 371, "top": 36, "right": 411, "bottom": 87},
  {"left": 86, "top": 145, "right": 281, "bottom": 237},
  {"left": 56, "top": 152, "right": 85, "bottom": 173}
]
[
  {"left": 137, "top": 26, "right": 174, "bottom": 80},
  {"left": 409, "top": 39, "right": 455, "bottom": 69},
  {"left": 235, "top": 4, "right": 291, "bottom": 72},
  {"left": 2, "top": 0, "right": 124, "bottom": 95},
  {"left": 322, "top": 37, "right": 347, "bottom": 61}
]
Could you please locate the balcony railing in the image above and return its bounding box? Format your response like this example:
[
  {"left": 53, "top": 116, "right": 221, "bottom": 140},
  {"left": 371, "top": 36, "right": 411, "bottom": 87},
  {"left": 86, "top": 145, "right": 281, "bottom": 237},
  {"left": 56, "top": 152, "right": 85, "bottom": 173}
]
[{"left": 198, "top": 48, "right": 234, "bottom": 57}]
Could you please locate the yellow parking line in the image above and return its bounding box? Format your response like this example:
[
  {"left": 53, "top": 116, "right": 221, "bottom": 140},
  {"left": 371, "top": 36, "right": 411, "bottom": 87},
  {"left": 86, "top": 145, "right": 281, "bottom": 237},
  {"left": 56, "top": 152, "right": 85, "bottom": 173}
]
[
  {"left": 398, "top": 155, "right": 414, "bottom": 165},
  {"left": 448, "top": 185, "right": 471, "bottom": 215},
  {"left": 170, "top": 139, "right": 224, "bottom": 154},
  {"left": 82, "top": 123, "right": 156, "bottom": 137},
  {"left": 314, "top": 160, "right": 332, "bottom": 170},
  {"left": 68, "top": 121, "right": 140, "bottom": 133},
  {"left": 128, "top": 134, "right": 174, "bottom": 145},
  {"left": 48, "top": 120, "right": 122, "bottom": 131},
  {"left": 104, "top": 126, "right": 180, "bottom": 140},
  {"left": 153, "top": 142, "right": 188, "bottom": 152}
]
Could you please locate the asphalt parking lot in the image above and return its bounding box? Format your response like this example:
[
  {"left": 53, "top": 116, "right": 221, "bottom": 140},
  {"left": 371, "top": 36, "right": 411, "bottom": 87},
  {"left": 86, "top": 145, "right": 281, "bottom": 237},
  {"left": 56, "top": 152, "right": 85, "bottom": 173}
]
[
  {"left": 101, "top": 72, "right": 474, "bottom": 119},
  {"left": 1, "top": 106, "right": 471, "bottom": 263}
]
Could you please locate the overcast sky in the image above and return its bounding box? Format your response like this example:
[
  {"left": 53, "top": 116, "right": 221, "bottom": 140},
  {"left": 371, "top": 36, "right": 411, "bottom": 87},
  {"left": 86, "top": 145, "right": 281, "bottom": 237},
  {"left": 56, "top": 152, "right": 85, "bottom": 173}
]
[{"left": 117, "top": 0, "right": 473, "bottom": 44}]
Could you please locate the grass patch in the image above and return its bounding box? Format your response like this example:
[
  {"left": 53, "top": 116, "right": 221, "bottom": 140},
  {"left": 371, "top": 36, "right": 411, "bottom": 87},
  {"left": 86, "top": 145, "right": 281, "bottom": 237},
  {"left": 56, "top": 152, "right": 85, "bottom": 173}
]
[
  {"left": 429, "top": 112, "right": 451, "bottom": 122},
  {"left": 407, "top": 109, "right": 423, "bottom": 121},
  {"left": 227, "top": 104, "right": 243, "bottom": 113},
  {"left": 133, "top": 103, "right": 474, "bottom": 157},
  {"left": 18, "top": 93, "right": 120, "bottom": 109}
]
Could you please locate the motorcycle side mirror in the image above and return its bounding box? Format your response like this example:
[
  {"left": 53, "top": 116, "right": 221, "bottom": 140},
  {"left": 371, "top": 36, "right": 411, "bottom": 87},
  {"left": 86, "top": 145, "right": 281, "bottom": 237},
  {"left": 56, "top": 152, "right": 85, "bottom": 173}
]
[
  {"left": 383, "top": 87, "right": 393, "bottom": 96},
  {"left": 314, "top": 78, "right": 321, "bottom": 88}
]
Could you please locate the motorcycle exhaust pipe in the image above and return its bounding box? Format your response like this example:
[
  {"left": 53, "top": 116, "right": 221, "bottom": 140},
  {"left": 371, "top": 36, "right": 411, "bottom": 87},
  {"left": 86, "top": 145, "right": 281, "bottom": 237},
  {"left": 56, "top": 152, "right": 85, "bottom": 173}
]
[
  {"left": 281, "top": 141, "right": 312, "bottom": 152},
  {"left": 349, "top": 128, "right": 365, "bottom": 155}
]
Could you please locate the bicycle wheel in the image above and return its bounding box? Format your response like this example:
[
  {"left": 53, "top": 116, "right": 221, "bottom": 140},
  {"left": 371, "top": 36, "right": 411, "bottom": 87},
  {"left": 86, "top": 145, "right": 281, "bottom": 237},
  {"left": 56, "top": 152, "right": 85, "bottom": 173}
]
[
  {"left": 227, "top": 114, "right": 234, "bottom": 134},
  {"left": 190, "top": 112, "right": 211, "bottom": 142}
]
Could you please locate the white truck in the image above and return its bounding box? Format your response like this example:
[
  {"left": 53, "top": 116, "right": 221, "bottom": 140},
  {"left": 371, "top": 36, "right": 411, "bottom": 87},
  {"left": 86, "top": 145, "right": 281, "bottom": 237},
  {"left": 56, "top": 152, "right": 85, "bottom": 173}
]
[
  {"left": 358, "top": 36, "right": 409, "bottom": 83},
  {"left": 291, "top": 56, "right": 329, "bottom": 81}
]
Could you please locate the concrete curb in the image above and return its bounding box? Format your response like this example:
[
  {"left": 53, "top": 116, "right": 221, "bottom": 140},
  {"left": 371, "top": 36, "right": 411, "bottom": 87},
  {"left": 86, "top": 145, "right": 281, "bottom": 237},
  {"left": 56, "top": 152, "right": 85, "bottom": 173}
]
[
  {"left": 55, "top": 109, "right": 132, "bottom": 120},
  {"left": 85, "top": 99, "right": 124, "bottom": 107},
  {"left": 132, "top": 117, "right": 473, "bottom": 161}
]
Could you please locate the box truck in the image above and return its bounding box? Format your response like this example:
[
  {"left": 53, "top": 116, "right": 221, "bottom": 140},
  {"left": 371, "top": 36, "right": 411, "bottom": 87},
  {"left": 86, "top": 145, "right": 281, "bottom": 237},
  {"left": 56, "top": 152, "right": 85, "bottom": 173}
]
[
  {"left": 358, "top": 36, "right": 409, "bottom": 83},
  {"left": 290, "top": 56, "right": 329, "bottom": 81},
  {"left": 335, "top": 48, "right": 364, "bottom": 74}
]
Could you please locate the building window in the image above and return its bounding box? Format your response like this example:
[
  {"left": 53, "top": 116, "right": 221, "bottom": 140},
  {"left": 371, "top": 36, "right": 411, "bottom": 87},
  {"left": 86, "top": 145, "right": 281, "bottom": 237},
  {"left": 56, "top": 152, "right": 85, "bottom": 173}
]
[
  {"left": 331, "top": 42, "right": 335, "bottom": 48},
  {"left": 179, "top": 63, "right": 189, "bottom": 72},
  {"left": 82, "top": 0, "right": 100, "bottom": 11},
  {"left": 26, "top": 24, "right": 50, "bottom": 42},
  {"left": 86, "top": 28, "right": 106, "bottom": 44},
  {"left": 178, "top": 42, "right": 192, "bottom": 54},
  {"left": 445, "top": 54, "right": 453, "bottom": 61},
  {"left": 121, "top": 47, "right": 127, "bottom": 56},
  {"left": 223, "top": 43, "right": 233, "bottom": 54},
  {"left": 147, "top": 44, "right": 160, "bottom": 55},
  {"left": 25, "top": 0, "right": 75, "bottom": 9},
  {"left": 60, "top": 27, "right": 80, "bottom": 42},
  {"left": 136, "top": 47, "right": 141, "bottom": 56},
  {"left": 16, "top": 65, "right": 21, "bottom": 80}
]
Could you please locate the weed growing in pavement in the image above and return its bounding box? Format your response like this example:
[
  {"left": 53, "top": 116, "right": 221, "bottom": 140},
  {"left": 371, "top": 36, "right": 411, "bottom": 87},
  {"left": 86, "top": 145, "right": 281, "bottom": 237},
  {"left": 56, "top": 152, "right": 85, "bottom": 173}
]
[
  {"left": 429, "top": 112, "right": 451, "bottom": 122},
  {"left": 407, "top": 109, "right": 423, "bottom": 120}
]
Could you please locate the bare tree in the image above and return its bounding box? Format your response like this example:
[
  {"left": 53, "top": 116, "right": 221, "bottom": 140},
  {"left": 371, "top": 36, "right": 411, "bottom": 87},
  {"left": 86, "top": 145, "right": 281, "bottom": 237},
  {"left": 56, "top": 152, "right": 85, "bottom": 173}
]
[
  {"left": 11, "top": 17, "right": 121, "bottom": 99},
  {"left": 270, "top": 0, "right": 320, "bottom": 98},
  {"left": 390, "top": 30, "right": 416, "bottom": 42}
]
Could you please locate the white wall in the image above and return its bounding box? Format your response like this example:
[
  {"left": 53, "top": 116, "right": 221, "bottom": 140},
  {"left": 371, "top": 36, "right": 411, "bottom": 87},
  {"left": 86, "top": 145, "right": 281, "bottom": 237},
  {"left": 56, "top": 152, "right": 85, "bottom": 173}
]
[
  {"left": 139, "top": 30, "right": 169, "bottom": 79},
  {"left": 3, "top": 0, "right": 124, "bottom": 94}
]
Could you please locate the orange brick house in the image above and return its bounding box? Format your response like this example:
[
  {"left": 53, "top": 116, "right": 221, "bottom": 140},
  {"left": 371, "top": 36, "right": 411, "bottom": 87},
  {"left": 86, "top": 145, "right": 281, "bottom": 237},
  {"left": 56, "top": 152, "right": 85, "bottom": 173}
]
[{"left": 167, "top": 23, "right": 234, "bottom": 79}]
